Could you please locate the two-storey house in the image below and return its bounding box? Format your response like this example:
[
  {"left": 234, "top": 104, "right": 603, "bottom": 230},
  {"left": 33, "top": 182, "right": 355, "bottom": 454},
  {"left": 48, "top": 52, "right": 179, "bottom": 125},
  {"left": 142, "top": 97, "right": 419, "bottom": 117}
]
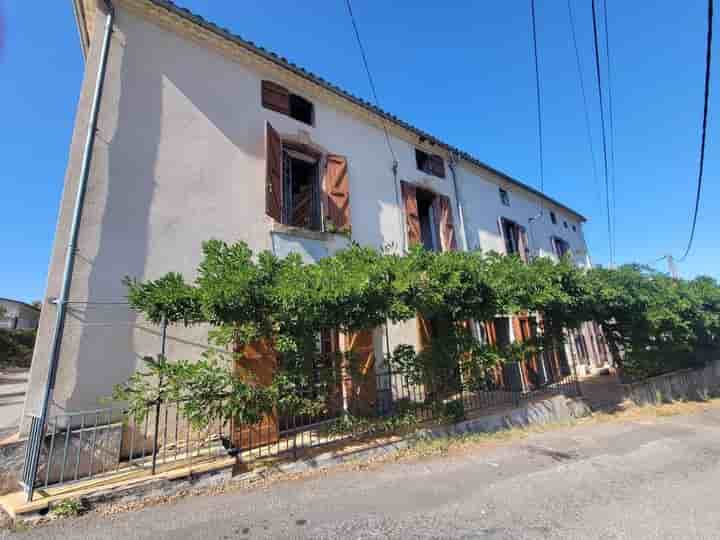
[{"left": 23, "top": 0, "right": 607, "bottom": 426}]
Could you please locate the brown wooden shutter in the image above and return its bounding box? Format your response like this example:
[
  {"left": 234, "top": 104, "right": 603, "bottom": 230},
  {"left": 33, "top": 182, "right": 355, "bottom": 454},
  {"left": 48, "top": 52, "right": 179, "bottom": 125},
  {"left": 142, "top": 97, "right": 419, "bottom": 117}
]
[
  {"left": 498, "top": 217, "right": 508, "bottom": 253},
  {"left": 322, "top": 154, "right": 351, "bottom": 232},
  {"left": 517, "top": 225, "right": 528, "bottom": 262},
  {"left": 417, "top": 315, "right": 433, "bottom": 351},
  {"left": 261, "top": 80, "right": 290, "bottom": 115},
  {"left": 483, "top": 320, "right": 497, "bottom": 345},
  {"left": 345, "top": 329, "right": 377, "bottom": 415},
  {"left": 232, "top": 339, "right": 278, "bottom": 450},
  {"left": 265, "top": 121, "right": 283, "bottom": 221},
  {"left": 401, "top": 181, "right": 421, "bottom": 247},
  {"left": 430, "top": 155, "right": 446, "bottom": 178},
  {"left": 435, "top": 195, "right": 457, "bottom": 252}
]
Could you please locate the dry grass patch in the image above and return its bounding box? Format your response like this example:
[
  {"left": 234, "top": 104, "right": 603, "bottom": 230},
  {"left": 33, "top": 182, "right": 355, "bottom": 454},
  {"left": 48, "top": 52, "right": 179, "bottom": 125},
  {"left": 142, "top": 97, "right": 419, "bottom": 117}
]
[{"left": 587, "top": 398, "right": 720, "bottom": 424}]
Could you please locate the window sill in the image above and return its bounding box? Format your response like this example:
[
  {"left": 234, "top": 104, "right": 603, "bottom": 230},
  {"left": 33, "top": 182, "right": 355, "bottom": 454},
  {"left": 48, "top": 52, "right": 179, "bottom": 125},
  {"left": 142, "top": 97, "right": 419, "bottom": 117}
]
[{"left": 271, "top": 222, "right": 344, "bottom": 242}]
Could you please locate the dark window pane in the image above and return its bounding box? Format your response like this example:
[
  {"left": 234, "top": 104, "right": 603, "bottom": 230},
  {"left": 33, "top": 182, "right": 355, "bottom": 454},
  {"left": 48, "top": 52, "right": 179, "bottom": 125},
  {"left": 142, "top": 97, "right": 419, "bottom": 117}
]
[{"left": 289, "top": 94, "right": 314, "bottom": 125}]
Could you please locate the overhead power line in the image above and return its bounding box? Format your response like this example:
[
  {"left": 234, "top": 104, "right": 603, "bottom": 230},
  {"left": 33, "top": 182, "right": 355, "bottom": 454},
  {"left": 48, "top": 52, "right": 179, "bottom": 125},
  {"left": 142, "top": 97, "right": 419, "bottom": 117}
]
[
  {"left": 591, "top": 0, "right": 614, "bottom": 267},
  {"left": 602, "top": 0, "right": 618, "bottom": 266},
  {"left": 530, "top": 0, "right": 545, "bottom": 204},
  {"left": 679, "top": 0, "right": 714, "bottom": 262},
  {"left": 567, "top": 0, "right": 602, "bottom": 207},
  {"left": 344, "top": 0, "right": 397, "bottom": 165}
]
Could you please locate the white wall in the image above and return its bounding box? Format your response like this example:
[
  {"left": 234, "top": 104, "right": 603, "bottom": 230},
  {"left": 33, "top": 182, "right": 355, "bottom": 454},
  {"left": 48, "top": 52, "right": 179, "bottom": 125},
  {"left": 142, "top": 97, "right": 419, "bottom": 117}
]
[{"left": 456, "top": 165, "right": 588, "bottom": 265}]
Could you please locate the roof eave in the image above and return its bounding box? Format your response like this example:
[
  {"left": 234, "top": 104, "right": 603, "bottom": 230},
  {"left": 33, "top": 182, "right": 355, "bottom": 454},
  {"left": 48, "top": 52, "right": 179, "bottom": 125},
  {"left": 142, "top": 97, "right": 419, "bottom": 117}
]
[
  {"left": 147, "top": 1, "right": 587, "bottom": 223},
  {"left": 72, "top": 0, "right": 90, "bottom": 59}
]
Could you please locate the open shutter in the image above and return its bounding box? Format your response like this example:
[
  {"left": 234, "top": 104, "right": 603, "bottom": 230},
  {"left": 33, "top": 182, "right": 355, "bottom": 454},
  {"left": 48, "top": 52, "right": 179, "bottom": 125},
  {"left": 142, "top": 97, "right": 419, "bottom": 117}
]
[
  {"left": 435, "top": 195, "right": 457, "bottom": 252},
  {"left": 265, "top": 122, "right": 283, "bottom": 221},
  {"left": 322, "top": 155, "right": 351, "bottom": 232},
  {"left": 482, "top": 320, "right": 498, "bottom": 346},
  {"left": 498, "top": 217, "right": 510, "bottom": 254},
  {"left": 401, "top": 181, "right": 421, "bottom": 247},
  {"left": 417, "top": 315, "right": 433, "bottom": 351},
  {"left": 261, "top": 80, "right": 290, "bottom": 114},
  {"left": 517, "top": 225, "right": 529, "bottom": 262}
]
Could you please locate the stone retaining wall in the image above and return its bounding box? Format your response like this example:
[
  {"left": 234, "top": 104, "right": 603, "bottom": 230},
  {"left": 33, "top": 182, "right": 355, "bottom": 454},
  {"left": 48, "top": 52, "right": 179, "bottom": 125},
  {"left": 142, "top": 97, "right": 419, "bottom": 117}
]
[
  {"left": 0, "top": 439, "right": 25, "bottom": 493},
  {"left": 623, "top": 359, "right": 720, "bottom": 406}
]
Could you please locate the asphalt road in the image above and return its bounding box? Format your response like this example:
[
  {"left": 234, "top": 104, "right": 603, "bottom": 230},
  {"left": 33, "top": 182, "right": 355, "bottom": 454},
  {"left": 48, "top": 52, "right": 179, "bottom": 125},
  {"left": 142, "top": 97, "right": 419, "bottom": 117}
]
[
  {"left": 0, "top": 369, "right": 28, "bottom": 436},
  {"left": 5, "top": 407, "right": 720, "bottom": 539}
]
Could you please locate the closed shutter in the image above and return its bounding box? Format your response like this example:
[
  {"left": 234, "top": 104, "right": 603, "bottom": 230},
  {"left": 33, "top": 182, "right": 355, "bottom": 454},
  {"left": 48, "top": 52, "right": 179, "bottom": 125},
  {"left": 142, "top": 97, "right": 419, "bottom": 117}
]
[
  {"left": 435, "top": 195, "right": 457, "bottom": 251},
  {"left": 232, "top": 339, "right": 279, "bottom": 450},
  {"left": 345, "top": 329, "right": 377, "bottom": 415},
  {"left": 401, "top": 181, "right": 421, "bottom": 246},
  {"left": 265, "top": 122, "right": 283, "bottom": 221},
  {"left": 322, "top": 155, "right": 351, "bottom": 232},
  {"left": 261, "top": 80, "right": 290, "bottom": 114}
]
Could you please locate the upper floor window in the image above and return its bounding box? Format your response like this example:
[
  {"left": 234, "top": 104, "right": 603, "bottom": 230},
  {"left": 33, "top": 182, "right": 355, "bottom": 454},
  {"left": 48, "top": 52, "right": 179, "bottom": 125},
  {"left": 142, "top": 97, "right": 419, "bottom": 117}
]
[
  {"left": 265, "top": 122, "right": 351, "bottom": 233},
  {"left": 262, "top": 80, "right": 314, "bottom": 125},
  {"left": 552, "top": 236, "right": 571, "bottom": 258},
  {"left": 572, "top": 224, "right": 577, "bottom": 232},
  {"left": 550, "top": 211, "right": 557, "bottom": 225},
  {"left": 401, "top": 181, "right": 457, "bottom": 252},
  {"left": 500, "top": 217, "right": 528, "bottom": 262},
  {"left": 563, "top": 220, "right": 568, "bottom": 229},
  {"left": 415, "top": 149, "right": 446, "bottom": 178},
  {"left": 281, "top": 146, "right": 321, "bottom": 230},
  {"left": 499, "top": 188, "right": 510, "bottom": 206}
]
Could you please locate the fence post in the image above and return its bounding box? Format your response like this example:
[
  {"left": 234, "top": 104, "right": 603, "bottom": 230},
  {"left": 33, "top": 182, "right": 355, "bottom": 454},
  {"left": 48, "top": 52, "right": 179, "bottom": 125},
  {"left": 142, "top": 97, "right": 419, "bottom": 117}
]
[{"left": 151, "top": 315, "right": 168, "bottom": 476}]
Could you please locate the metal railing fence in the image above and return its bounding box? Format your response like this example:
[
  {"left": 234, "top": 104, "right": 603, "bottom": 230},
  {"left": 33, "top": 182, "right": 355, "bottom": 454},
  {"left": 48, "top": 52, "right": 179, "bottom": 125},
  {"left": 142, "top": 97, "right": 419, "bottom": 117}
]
[{"left": 21, "top": 355, "right": 579, "bottom": 500}]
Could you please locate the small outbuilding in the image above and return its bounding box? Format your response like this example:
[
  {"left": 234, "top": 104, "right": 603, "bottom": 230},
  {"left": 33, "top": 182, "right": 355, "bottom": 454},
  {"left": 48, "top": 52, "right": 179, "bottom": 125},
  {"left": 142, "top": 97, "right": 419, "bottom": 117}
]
[{"left": 0, "top": 298, "right": 40, "bottom": 330}]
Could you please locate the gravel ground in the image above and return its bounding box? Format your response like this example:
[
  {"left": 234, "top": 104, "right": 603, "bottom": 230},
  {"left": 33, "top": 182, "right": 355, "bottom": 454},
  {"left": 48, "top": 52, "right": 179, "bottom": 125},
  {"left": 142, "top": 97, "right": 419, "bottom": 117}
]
[{"left": 4, "top": 403, "right": 720, "bottom": 539}]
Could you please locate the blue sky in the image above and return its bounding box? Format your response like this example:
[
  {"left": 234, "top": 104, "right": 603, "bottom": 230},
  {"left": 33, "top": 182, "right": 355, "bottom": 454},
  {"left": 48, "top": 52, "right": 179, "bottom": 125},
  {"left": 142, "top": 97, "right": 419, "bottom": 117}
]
[{"left": 1, "top": 1, "right": 717, "bottom": 303}]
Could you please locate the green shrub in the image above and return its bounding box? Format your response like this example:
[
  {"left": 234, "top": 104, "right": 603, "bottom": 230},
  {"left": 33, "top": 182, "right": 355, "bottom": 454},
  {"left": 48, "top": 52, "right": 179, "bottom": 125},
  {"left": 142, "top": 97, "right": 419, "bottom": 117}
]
[
  {"left": 443, "top": 399, "right": 465, "bottom": 423},
  {"left": 0, "top": 329, "right": 36, "bottom": 368},
  {"left": 50, "top": 498, "right": 84, "bottom": 518}
]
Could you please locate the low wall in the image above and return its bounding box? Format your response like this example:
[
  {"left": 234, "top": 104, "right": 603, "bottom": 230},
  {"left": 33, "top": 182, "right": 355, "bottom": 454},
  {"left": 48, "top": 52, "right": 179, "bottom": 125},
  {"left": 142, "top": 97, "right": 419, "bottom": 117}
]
[
  {"left": 0, "top": 439, "right": 25, "bottom": 492},
  {"left": 622, "top": 359, "right": 720, "bottom": 406}
]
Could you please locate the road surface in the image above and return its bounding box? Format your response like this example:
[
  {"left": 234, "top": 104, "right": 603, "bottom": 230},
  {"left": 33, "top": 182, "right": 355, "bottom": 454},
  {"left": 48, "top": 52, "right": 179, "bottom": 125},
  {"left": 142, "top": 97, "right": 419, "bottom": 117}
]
[
  {"left": 4, "top": 406, "right": 720, "bottom": 539},
  {"left": 0, "top": 369, "right": 28, "bottom": 437}
]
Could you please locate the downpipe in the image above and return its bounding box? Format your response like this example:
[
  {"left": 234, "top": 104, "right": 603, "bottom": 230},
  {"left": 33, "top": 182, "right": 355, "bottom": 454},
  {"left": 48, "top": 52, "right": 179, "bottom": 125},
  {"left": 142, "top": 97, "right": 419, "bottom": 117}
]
[
  {"left": 26, "top": 0, "right": 115, "bottom": 501},
  {"left": 447, "top": 154, "right": 469, "bottom": 252}
]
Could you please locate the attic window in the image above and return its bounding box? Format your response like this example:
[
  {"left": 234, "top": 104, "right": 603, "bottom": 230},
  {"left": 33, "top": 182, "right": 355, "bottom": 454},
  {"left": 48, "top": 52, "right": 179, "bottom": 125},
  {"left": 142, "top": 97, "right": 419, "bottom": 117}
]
[
  {"left": 550, "top": 211, "right": 557, "bottom": 225},
  {"left": 499, "top": 188, "right": 510, "bottom": 206},
  {"left": 290, "top": 94, "right": 314, "bottom": 124},
  {"left": 415, "top": 149, "right": 446, "bottom": 178},
  {"left": 262, "top": 80, "right": 314, "bottom": 125}
]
